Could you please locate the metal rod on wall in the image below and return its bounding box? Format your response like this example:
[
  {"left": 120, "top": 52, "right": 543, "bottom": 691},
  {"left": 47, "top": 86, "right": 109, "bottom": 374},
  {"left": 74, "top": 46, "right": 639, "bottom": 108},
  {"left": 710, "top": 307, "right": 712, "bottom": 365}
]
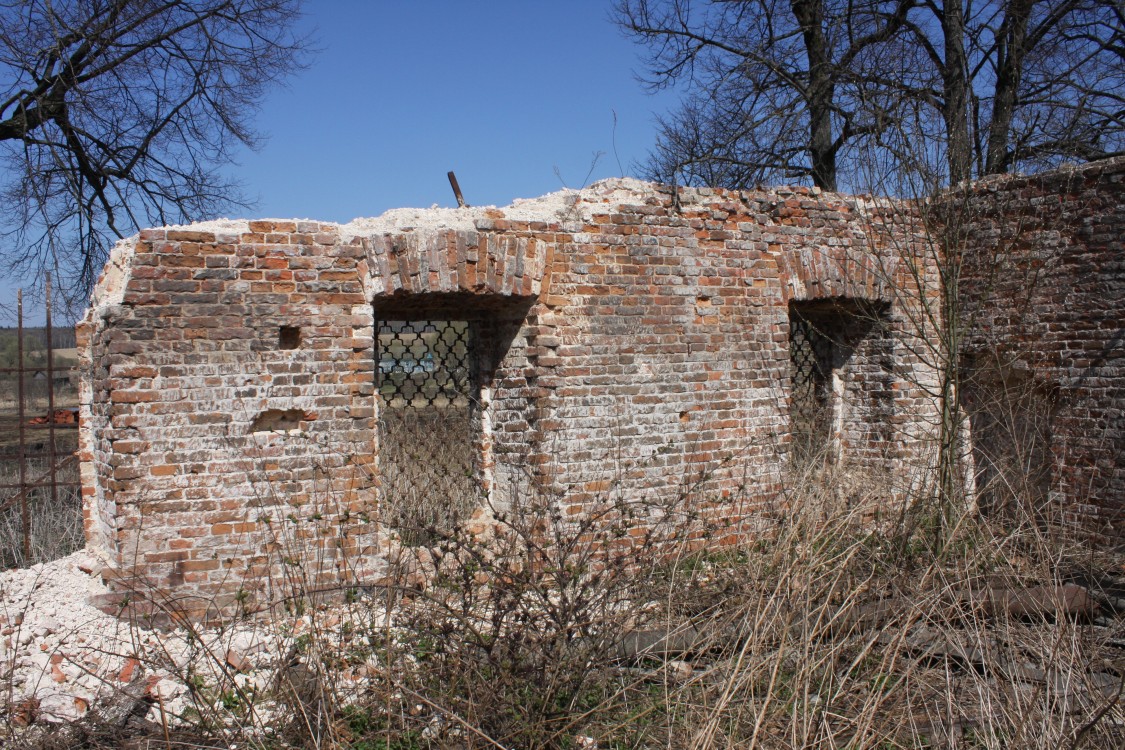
[
  {"left": 447, "top": 171, "right": 467, "bottom": 208},
  {"left": 16, "top": 289, "right": 28, "bottom": 560},
  {"left": 46, "top": 273, "right": 58, "bottom": 511}
]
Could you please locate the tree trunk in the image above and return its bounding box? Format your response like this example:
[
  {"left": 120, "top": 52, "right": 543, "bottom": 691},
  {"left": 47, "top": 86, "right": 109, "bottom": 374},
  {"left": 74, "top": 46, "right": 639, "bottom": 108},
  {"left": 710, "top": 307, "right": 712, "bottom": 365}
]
[
  {"left": 793, "top": 0, "right": 838, "bottom": 191},
  {"left": 942, "top": 0, "right": 972, "bottom": 183},
  {"left": 985, "top": 0, "right": 1034, "bottom": 175}
]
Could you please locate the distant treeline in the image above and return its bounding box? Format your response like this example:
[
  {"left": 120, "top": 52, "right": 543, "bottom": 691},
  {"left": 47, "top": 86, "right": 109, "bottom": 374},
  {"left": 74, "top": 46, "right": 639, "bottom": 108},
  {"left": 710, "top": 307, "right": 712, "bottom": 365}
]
[
  {"left": 0, "top": 327, "right": 77, "bottom": 371},
  {"left": 0, "top": 326, "right": 77, "bottom": 350}
]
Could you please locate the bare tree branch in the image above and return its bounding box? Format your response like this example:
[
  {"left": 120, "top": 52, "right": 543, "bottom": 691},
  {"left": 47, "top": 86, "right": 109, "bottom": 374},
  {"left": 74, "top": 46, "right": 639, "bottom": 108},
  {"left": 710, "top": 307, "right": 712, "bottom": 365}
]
[
  {"left": 618, "top": 0, "right": 1124, "bottom": 192},
  {"left": 0, "top": 0, "right": 310, "bottom": 311}
]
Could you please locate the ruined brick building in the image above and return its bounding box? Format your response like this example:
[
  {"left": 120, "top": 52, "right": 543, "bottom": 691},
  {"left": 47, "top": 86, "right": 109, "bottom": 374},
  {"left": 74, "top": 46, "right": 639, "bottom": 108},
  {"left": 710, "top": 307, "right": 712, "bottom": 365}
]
[
  {"left": 957, "top": 160, "right": 1124, "bottom": 537},
  {"left": 76, "top": 158, "right": 1124, "bottom": 611}
]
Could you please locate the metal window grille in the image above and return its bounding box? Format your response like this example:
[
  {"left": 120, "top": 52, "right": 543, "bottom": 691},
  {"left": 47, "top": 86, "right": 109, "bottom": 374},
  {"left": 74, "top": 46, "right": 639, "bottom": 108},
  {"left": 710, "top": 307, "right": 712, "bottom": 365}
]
[
  {"left": 376, "top": 320, "right": 473, "bottom": 408},
  {"left": 789, "top": 314, "right": 834, "bottom": 460},
  {"left": 376, "top": 319, "right": 480, "bottom": 546}
]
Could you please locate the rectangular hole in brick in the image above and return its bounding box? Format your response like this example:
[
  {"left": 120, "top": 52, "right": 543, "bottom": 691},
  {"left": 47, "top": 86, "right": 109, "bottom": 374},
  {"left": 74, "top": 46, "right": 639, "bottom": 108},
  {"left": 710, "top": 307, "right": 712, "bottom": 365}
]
[
  {"left": 279, "top": 326, "right": 301, "bottom": 349},
  {"left": 962, "top": 361, "right": 1056, "bottom": 519},
  {"left": 250, "top": 408, "right": 306, "bottom": 432},
  {"left": 789, "top": 309, "right": 834, "bottom": 463}
]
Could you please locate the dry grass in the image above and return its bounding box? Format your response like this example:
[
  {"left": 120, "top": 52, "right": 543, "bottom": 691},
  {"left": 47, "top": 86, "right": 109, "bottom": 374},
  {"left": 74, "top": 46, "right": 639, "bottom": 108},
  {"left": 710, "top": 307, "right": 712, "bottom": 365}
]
[
  {"left": 608, "top": 475, "right": 1125, "bottom": 750},
  {"left": 0, "top": 457, "right": 82, "bottom": 569},
  {"left": 4, "top": 409, "right": 1122, "bottom": 748}
]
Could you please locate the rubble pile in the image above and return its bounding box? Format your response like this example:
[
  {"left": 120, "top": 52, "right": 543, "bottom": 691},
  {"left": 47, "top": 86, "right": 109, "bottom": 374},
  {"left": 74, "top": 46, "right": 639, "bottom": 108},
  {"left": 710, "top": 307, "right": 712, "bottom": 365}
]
[{"left": 0, "top": 549, "right": 388, "bottom": 739}]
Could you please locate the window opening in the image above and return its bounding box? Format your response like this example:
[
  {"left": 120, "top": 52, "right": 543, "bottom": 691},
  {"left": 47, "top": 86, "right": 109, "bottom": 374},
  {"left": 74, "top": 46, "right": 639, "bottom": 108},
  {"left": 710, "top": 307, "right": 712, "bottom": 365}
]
[
  {"left": 789, "top": 312, "right": 836, "bottom": 464},
  {"left": 962, "top": 362, "right": 1055, "bottom": 522},
  {"left": 376, "top": 320, "right": 481, "bottom": 545},
  {"left": 788, "top": 299, "right": 891, "bottom": 468}
]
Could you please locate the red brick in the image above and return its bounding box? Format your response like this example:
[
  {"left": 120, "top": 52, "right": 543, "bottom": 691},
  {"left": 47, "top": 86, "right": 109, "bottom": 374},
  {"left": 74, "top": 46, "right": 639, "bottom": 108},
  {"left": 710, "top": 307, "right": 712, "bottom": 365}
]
[{"left": 78, "top": 161, "right": 1125, "bottom": 620}]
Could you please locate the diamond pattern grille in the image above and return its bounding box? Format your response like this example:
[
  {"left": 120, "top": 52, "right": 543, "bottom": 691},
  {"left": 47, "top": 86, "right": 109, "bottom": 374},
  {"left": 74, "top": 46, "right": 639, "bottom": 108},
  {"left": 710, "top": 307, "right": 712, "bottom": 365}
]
[
  {"left": 790, "top": 315, "right": 834, "bottom": 461},
  {"left": 376, "top": 320, "right": 479, "bottom": 546},
  {"left": 377, "top": 320, "right": 473, "bottom": 408}
]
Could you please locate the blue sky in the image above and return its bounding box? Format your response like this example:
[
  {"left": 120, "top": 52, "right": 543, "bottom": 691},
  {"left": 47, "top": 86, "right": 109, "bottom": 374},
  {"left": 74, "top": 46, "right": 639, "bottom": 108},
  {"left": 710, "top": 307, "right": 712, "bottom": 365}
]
[
  {"left": 230, "top": 1, "right": 674, "bottom": 221},
  {"left": 4, "top": 1, "right": 677, "bottom": 324}
]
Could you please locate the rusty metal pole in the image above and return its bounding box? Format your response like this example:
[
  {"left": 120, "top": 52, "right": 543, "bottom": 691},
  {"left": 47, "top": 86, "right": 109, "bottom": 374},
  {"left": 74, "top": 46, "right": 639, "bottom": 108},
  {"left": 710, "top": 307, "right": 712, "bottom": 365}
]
[
  {"left": 45, "top": 273, "right": 58, "bottom": 510},
  {"left": 447, "top": 171, "right": 467, "bottom": 208},
  {"left": 16, "top": 289, "right": 28, "bottom": 561}
]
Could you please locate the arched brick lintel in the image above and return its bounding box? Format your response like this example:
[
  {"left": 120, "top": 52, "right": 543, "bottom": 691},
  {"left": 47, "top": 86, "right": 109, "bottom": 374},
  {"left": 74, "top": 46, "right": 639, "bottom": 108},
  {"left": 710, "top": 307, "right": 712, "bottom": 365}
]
[
  {"left": 775, "top": 244, "right": 900, "bottom": 305},
  {"left": 362, "top": 230, "right": 548, "bottom": 302}
]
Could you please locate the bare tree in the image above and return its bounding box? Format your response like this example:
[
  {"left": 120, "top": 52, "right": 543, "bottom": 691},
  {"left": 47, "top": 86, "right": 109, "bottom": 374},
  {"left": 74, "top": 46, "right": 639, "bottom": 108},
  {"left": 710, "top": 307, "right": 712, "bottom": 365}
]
[
  {"left": 896, "top": 0, "right": 1125, "bottom": 185},
  {"left": 0, "top": 0, "right": 308, "bottom": 309},
  {"left": 615, "top": 0, "right": 917, "bottom": 192},
  {"left": 618, "top": 0, "right": 1124, "bottom": 191}
]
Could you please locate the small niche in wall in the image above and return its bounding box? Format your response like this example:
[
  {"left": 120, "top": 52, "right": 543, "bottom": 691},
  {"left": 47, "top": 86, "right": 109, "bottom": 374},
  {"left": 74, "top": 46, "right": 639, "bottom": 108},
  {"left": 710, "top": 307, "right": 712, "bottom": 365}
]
[
  {"left": 250, "top": 408, "right": 308, "bottom": 432},
  {"left": 279, "top": 326, "right": 301, "bottom": 350}
]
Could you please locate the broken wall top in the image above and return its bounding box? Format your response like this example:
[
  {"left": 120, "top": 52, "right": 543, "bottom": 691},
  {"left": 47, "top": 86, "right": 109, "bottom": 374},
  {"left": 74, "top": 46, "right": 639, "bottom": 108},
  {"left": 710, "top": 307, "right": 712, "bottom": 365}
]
[{"left": 84, "top": 177, "right": 920, "bottom": 326}]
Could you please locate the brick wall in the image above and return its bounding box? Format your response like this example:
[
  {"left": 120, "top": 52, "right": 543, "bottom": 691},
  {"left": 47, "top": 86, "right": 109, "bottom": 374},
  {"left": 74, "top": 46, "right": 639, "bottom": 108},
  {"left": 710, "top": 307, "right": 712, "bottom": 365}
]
[
  {"left": 78, "top": 221, "right": 382, "bottom": 614},
  {"left": 956, "top": 157, "right": 1125, "bottom": 539},
  {"left": 78, "top": 179, "right": 955, "bottom": 611}
]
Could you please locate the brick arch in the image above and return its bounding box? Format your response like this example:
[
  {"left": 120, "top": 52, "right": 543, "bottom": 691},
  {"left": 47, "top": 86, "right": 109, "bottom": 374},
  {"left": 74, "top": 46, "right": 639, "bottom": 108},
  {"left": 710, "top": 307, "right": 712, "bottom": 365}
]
[
  {"left": 361, "top": 229, "right": 549, "bottom": 302},
  {"left": 774, "top": 243, "right": 899, "bottom": 304}
]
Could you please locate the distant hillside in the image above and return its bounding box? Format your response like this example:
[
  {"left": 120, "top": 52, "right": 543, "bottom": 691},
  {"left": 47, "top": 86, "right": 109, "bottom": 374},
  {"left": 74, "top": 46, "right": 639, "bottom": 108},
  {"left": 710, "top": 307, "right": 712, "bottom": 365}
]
[{"left": 0, "top": 328, "right": 78, "bottom": 370}]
